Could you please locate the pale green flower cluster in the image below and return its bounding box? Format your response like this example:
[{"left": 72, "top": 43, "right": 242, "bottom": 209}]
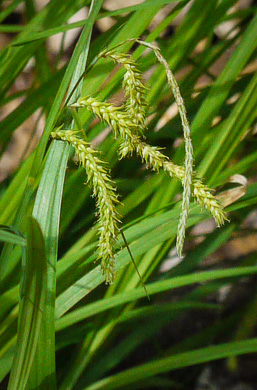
[
  {"left": 51, "top": 42, "right": 227, "bottom": 283},
  {"left": 72, "top": 96, "right": 227, "bottom": 230},
  {"left": 99, "top": 41, "right": 194, "bottom": 255},
  {"left": 146, "top": 42, "right": 194, "bottom": 256},
  {"left": 51, "top": 129, "right": 120, "bottom": 283},
  {"left": 100, "top": 50, "right": 147, "bottom": 130}
]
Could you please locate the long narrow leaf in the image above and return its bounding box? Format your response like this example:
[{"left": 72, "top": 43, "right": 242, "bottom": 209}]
[
  {"left": 0, "top": 226, "right": 26, "bottom": 247},
  {"left": 7, "top": 217, "right": 47, "bottom": 390},
  {"left": 85, "top": 338, "right": 257, "bottom": 390},
  {"left": 26, "top": 141, "right": 69, "bottom": 388}
]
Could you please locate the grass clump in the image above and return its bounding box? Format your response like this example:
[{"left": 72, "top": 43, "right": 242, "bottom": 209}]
[{"left": 0, "top": 1, "right": 257, "bottom": 389}]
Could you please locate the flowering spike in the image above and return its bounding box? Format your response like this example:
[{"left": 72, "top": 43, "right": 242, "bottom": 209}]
[
  {"left": 134, "top": 40, "right": 194, "bottom": 256},
  {"left": 99, "top": 50, "right": 147, "bottom": 131},
  {"left": 72, "top": 96, "right": 227, "bottom": 230},
  {"left": 51, "top": 129, "right": 120, "bottom": 283}
]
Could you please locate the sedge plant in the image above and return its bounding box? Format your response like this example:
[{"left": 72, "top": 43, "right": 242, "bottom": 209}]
[
  {"left": 1, "top": 1, "right": 257, "bottom": 389},
  {"left": 52, "top": 40, "right": 226, "bottom": 283}
]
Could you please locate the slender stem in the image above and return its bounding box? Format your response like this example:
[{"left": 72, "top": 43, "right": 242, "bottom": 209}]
[
  {"left": 70, "top": 108, "right": 87, "bottom": 138},
  {"left": 119, "top": 228, "right": 150, "bottom": 301}
]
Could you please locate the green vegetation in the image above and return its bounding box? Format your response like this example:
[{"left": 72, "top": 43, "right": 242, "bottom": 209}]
[{"left": 0, "top": 0, "right": 257, "bottom": 389}]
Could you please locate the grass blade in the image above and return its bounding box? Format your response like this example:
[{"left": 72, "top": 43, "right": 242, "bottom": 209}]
[
  {"left": 56, "top": 265, "right": 257, "bottom": 329},
  {"left": 192, "top": 11, "right": 257, "bottom": 140},
  {"left": 26, "top": 141, "right": 70, "bottom": 389},
  {"left": 27, "top": 2, "right": 104, "bottom": 387},
  {"left": 85, "top": 338, "right": 257, "bottom": 390},
  {"left": 7, "top": 217, "right": 47, "bottom": 390},
  {"left": 0, "top": 226, "right": 26, "bottom": 247}
]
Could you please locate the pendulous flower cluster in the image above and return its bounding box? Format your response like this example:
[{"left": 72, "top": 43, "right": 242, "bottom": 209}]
[
  {"left": 100, "top": 50, "right": 147, "bottom": 130},
  {"left": 51, "top": 41, "right": 227, "bottom": 283},
  {"left": 72, "top": 96, "right": 227, "bottom": 229},
  {"left": 51, "top": 129, "right": 120, "bottom": 283}
]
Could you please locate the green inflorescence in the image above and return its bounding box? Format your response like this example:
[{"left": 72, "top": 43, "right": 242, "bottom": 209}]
[{"left": 51, "top": 40, "right": 227, "bottom": 283}]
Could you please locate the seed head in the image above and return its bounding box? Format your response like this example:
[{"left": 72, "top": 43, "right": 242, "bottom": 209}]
[
  {"left": 99, "top": 50, "right": 147, "bottom": 131},
  {"left": 51, "top": 129, "right": 120, "bottom": 283}
]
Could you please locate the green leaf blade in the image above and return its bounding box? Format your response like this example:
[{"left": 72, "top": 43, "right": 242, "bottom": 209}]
[{"left": 7, "top": 217, "right": 47, "bottom": 390}]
